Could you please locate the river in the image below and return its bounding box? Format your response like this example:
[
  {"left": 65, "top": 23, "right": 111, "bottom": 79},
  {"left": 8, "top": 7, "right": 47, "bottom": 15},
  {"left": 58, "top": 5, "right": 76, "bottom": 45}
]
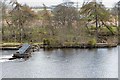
[{"left": 0, "top": 46, "right": 118, "bottom": 78}]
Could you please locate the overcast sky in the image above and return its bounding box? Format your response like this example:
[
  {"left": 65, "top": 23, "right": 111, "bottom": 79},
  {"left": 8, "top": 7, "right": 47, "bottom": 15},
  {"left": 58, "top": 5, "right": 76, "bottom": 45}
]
[{"left": 12, "top": 0, "right": 119, "bottom": 8}]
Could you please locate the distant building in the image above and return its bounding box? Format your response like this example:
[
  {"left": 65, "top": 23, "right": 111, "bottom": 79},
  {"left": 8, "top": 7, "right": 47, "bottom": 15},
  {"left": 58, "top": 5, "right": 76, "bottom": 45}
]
[
  {"left": 31, "top": 6, "right": 52, "bottom": 13},
  {"left": 51, "top": 0, "right": 80, "bottom": 10},
  {"left": 62, "top": 0, "right": 74, "bottom": 6},
  {"left": 63, "top": 0, "right": 71, "bottom": 3},
  {"left": 31, "top": 0, "right": 77, "bottom": 13}
]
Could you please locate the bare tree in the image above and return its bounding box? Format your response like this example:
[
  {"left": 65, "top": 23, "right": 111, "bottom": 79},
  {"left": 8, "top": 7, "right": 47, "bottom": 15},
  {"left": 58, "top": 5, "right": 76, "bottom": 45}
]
[
  {"left": 9, "top": 1, "right": 37, "bottom": 42},
  {"left": 53, "top": 5, "right": 78, "bottom": 29}
]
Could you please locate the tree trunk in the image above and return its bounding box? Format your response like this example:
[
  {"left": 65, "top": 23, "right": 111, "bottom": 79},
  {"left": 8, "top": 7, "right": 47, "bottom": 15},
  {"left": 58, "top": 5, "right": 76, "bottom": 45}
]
[
  {"left": 101, "top": 21, "right": 114, "bottom": 35},
  {"left": 95, "top": 2, "right": 98, "bottom": 42}
]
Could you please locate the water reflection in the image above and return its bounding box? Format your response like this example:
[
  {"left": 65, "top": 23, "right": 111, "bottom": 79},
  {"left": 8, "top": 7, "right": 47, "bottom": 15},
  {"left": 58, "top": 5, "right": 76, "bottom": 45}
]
[{"left": 1, "top": 47, "right": 118, "bottom": 78}]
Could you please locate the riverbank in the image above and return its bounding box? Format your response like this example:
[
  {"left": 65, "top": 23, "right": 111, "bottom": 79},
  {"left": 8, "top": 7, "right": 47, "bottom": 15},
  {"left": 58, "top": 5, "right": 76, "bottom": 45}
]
[
  {"left": 0, "top": 43, "right": 20, "bottom": 50},
  {"left": 40, "top": 43, "right": 118, "bottom": 50},
  {"left": 0, "top": 43, "right": 41, "bottom": 50},
  {"left": 0, "top": 42, "right": 118, "bottom": 50}
]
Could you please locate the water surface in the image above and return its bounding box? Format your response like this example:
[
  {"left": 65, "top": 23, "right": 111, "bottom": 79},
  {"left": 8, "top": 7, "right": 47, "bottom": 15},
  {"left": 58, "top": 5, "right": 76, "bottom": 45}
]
[{"left": 0, "top": 47, "right": 118, "bottom": 78}]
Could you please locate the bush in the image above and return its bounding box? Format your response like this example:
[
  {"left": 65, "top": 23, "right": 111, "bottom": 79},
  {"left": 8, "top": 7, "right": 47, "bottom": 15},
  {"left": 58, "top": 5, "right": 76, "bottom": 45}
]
[
  {"left": 90, "top": 26, "right": 96, "bottom": 30},
  {"left": 64, "top": 42, "right": 80, "bottom": 46},
  {"left": 64, "top": 42, "right": 74, "bottom": 46},
  {"left": 88, "top": 38, "right": 97, "bottom": 46},
  {"left": 43, "top": 38, "right": 50, "bottom": 45},
  {"left": 43, "top": 38, "right": 61, "bottom": 47}
]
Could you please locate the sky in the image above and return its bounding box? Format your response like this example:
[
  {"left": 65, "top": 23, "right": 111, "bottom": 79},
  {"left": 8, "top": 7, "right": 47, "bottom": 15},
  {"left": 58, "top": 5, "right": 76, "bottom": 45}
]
[{"left": 11, "top": 0, "right": 120, "bottom": 8}]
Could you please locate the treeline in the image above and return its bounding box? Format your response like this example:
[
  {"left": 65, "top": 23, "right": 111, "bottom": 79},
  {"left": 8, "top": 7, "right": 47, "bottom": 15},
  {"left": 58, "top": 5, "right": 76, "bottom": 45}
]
[{"left": 1, "top": 1, "right": 119, "bottom": 46}]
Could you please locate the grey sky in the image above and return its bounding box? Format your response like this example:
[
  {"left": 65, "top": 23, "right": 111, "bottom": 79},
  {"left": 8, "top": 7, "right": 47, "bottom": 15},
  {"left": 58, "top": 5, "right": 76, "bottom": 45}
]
[{"left": 15, "top": 0, "right": 119, "bottom": 8}]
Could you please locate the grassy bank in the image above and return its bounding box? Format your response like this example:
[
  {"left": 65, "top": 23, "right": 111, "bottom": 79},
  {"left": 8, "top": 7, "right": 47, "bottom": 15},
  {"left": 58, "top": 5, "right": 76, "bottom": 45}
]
[{"left": 0, "top": 41, "right": 118, "bottom": 50}]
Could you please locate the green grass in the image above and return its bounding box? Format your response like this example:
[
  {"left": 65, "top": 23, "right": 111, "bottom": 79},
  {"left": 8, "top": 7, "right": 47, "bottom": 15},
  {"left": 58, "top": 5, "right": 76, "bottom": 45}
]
[
  {"left": 0, "top": 42, "right": 43, "bottom": 47},
  {"left": 89, "top": 26, "right": 118, "bottom": 33},
  {"left": 0, "top": 42, "right": 21, "bottom": 47}
]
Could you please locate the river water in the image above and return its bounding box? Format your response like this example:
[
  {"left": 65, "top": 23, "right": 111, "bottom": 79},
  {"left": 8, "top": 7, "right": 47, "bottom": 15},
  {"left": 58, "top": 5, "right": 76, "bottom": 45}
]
[{"left": 0, "top": 47, "right": 118, "bottom": 78}]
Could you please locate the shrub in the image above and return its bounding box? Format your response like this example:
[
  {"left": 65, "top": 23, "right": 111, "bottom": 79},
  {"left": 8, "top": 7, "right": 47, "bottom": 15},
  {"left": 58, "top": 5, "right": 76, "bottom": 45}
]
[
  {"left": 90, "top": 26, "right": 96, "bottom": 30},
  {"left": 64, "top": 42, "right": 74, "bottom": 46},
  {"left": 43, "top": 38, "right": 61, "bottom": 47},
  {"left": 88, "top": 38, "right": 97, "bottom": 46},
  {"left": 43, "top": 38, "right": 50, "bottom": 45}
]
